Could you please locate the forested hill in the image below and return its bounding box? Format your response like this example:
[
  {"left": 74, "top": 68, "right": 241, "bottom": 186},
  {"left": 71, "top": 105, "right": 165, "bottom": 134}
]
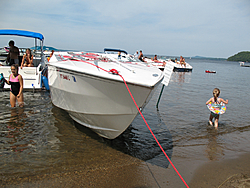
[{"left": 227, "top": 51, "right": 250, "bottom": 62}]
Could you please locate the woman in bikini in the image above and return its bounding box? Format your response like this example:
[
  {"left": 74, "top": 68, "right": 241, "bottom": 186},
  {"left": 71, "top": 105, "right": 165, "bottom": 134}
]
[
  {"left": 21, "top": 48, "right": 33, "bottom": 68},
  {"left": 5, "top": 64, "right": 24, "bottom": 107}
]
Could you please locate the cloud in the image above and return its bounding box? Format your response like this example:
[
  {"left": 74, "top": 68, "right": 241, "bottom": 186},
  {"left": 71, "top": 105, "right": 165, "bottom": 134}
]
[{"left": 0, "top": 0, "right": 250, "bottom": 57}]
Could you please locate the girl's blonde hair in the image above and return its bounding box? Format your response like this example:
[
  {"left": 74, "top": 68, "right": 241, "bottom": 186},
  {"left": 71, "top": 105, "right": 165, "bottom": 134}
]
[{"left": 213, "top": 88, "right": 220, "bottom": 101}]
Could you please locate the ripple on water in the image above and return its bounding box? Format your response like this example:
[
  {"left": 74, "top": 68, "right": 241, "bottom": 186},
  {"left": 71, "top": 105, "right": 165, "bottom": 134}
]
[{"left": 0, "top": 91, "right": 61, "bottom": 175}]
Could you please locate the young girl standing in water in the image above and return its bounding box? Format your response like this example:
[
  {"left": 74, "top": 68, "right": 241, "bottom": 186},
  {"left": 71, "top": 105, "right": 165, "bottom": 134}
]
[
  {"left": 206, "top": 88, "right": 228, "bottom": 128},
  {"left": 5, "top": 64, "right": 24, "bottom": 107}
]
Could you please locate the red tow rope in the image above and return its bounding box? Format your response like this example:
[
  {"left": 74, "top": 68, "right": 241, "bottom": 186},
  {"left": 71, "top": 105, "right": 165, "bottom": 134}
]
[{"left": 116, "top": 71, "right": 189, "bottom": 188}]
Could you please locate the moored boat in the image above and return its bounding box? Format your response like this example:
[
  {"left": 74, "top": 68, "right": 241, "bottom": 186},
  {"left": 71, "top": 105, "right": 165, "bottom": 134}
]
[
  {"left": 166, "top": 59, "right": 193, "bottom": 72},
  {"left": 48, "top": 51, "right": 165, "bottom": 139},
  {"left": 239, "top": 62, "right": 250, "bottom": 67},
  {"left": 143, "top": 57, "right": 193, "bottom": 72},
  {"left": 205, "top": 70, "right": 216, "bottom": 73},
  {"left": 143, "top": 57, "right": 166, "bottom": 71},
  {"left": 0, "top": 29, "right": 49, "bottom": 90}
]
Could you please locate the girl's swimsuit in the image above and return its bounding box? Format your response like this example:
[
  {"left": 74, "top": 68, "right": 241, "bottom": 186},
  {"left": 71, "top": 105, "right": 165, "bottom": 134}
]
[
  {"left": 211, "top": 99, "right": 221, "bottom": 117},
  {"left": 23, "top": 55, "right": 33, "bottom": 65},
  {"left": 9, "top": 74, "right": 20, "bottom": 96}
]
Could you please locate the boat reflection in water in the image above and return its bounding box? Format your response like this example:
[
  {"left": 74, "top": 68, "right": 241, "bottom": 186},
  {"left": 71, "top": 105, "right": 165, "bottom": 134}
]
[{"left": 170, "top": 72, "right": 192, "bottom": 86}]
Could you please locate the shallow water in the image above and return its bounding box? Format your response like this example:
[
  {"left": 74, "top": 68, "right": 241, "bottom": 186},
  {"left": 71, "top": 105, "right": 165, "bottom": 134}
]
[{"left": 0, "top": 58, "right": 250, "bottom": 179}]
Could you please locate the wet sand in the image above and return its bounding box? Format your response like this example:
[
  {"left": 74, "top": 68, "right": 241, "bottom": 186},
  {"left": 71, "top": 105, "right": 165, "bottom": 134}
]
[
  {"left": 1, "top": 150, "right": 250, "bottom": 187},
  {"left": 189, "top": 152, "right": 250, "bottom": 188},
  {"left": 1, "top": 152, "right": 171, "bottom": 188}
]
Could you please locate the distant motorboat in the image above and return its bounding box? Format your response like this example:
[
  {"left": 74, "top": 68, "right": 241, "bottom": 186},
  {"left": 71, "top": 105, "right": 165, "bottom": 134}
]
[
  {"left": 166, "top": 59, "right": 193, "bottom": 72},
  {"left": 205, "top": 70, "right": 216, "bottom": 73},
  {"left": 140, "top": 57, "right": 193, "bottom": 72},
  {"left": 48, "top": 51, "right": 167, "bottom": 139},
  {"left": 239, "top": 62, "right": 250, "bottom": 67},
  {"left": 143, "top": 57, "right": 166, "bottom": 71}
]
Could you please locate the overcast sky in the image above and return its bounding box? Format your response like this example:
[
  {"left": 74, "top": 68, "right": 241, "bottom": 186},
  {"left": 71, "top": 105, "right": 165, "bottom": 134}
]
[{"left": 0, "top": 0, "right": 249, "bottom": 58}]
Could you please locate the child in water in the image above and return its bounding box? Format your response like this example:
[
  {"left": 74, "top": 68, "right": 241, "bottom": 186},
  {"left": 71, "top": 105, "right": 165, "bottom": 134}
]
[
  {"left": 206, "top": 88, "right": 228, "bottom": 128},
  {"left": 5, "top": 64, "right": 24, "bottom": 107}
]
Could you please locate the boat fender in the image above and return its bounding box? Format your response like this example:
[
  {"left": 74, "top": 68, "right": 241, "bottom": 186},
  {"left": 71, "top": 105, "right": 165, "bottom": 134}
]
[
  {"left": 0, "top": 73, "right": 5, "bottom": 89},
  {"left": 42, "top": 75, "right": 50, "bottom": 90}
]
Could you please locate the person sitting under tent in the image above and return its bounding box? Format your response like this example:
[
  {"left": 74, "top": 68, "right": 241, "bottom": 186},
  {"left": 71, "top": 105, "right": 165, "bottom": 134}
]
[{"left": 21, "top": 48, "right": 34, "bottom": 68}]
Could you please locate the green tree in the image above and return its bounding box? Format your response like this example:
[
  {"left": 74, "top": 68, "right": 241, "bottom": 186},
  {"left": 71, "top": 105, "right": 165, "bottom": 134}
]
[{"left": 227, "top": 51, "right": 250, "bottom": 62}]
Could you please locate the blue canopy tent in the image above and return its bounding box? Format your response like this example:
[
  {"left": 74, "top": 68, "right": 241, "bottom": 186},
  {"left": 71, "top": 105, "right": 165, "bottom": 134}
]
[
  {"left": 0, "top": 29, "right": 44, "bottom": 52},
  {"left": 0, "top": 29, "right": 44, "bottom": 41}
]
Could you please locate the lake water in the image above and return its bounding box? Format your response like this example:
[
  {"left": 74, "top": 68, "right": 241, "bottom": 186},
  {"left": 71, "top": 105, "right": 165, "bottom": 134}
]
[{"left": 0, "top": 58, "right": 250, "bottom": 182}]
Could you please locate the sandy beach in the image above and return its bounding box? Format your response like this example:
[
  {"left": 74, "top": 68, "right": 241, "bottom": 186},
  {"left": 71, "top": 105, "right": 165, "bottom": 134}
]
[
  {"left": 189, "top": 152, "right": 250, "bottom": 188},
  {"left": 1, "top": 148, "right": 250, "bottom": 188}
]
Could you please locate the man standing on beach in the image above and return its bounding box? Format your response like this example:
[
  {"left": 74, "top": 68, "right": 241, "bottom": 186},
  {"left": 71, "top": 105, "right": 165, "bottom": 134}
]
[{"left": 7, "top": 40, "right": 20, "bottom": 66}]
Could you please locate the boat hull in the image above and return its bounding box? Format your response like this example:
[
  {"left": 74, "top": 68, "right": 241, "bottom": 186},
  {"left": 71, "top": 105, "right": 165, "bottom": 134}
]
[
  {"left": 173, "top": 67, "right": 193, "bottom": 72},
  {"left": 48, "top": 65, "right": 161, "bottom": 139}
]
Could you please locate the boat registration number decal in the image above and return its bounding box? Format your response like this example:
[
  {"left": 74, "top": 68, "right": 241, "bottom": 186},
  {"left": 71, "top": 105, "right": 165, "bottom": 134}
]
[{"left": 60, "top": 74, "right": 76, "bottom": 82}]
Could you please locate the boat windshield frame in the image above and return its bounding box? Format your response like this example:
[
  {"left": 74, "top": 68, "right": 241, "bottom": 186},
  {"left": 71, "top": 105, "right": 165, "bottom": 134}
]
[{"left": 104, "top": 48, "right": 128, "bottom": 55}]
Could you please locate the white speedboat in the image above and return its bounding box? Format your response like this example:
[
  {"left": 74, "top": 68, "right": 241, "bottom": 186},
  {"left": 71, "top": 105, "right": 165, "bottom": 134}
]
[
  {"left": 239, "top": 62, "right": 250, "bottom": 67},
  {"left": 48, "top": 51, "right": 165, "bottom": 139},
  {"left": 143, "top": 57, "right": 193, "bottom": 72},
  {"left": 166, "top": 59, "right": 193, "bottom": 72},
  {"left": 143, "top": 57, "right": 166, "bottom": 71},
  {"left": 0, "top": 29, "right": 49, "bottom": 90}
]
